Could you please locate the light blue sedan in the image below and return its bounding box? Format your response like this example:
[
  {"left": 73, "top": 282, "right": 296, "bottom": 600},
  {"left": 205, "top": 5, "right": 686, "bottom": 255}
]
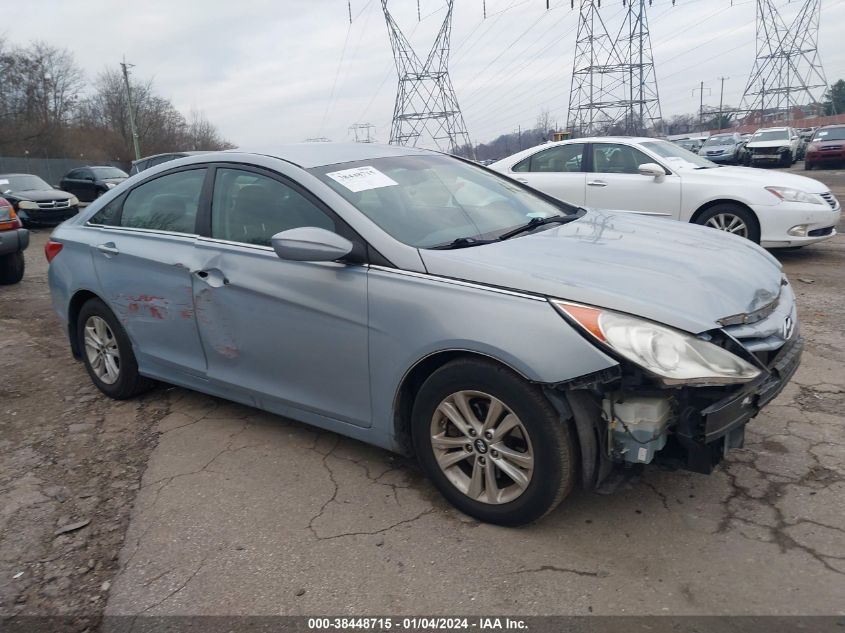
[{"left": 46, "top": 144, "right": 802, "bottom": 524}]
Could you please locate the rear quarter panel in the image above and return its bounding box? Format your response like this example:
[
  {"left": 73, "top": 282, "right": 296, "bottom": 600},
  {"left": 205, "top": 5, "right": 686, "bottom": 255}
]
[{"left": 47, "top": 224, "right": 101, "bottom": 332}]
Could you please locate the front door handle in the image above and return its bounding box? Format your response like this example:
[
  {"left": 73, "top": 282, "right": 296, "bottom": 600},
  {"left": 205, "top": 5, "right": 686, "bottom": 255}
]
[
  {"left": 515, "top": 177, "right": 529, "bottom": 184},
  {"left": 587, "top": 180, "right": 608, "bottom": 187},
  {"left": 96, "top": 242, "right": 119, "bottom": 256}
]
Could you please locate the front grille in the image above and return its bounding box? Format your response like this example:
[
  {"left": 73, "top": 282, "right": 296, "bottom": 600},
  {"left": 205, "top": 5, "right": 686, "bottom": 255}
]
[
  {"left": 752, "top": 147, "right": 780, "bottom": 155},
  {"left": 36, "top": 199, "right": 71, "bottom": 209},
  {"left": 721, "top": 285, "right": 796, "bottom": 356},
  {"left": 820, "top": 145, "right": 843, "bottom": 151},
  {"left": 820, "top": 192, "right": 839, "bottom": 209}
]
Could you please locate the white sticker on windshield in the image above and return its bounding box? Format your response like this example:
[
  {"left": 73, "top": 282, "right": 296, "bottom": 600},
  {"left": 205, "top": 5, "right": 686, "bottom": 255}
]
[
  {"left": 0, "top": 179, "right": 8, "bottom": 185},
  {"left": 325, "top": 166, "right": 398, "bottom": 193},
  {"left": 817, "top": 131, "right": 828, "bottom": 137}
]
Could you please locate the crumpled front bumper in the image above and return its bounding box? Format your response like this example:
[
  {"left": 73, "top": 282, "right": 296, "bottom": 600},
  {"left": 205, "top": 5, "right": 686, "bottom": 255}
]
[{"left": 675, "top": 334, "right": 803, "bottom": 473}]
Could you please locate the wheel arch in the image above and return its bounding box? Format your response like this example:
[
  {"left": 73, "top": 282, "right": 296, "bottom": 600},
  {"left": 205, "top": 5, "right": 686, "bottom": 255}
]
[
  {"left": 690, "top": 198, "right": 761, "bottom": 234},
  {"left": 391, "top": 349, "right": 532, "bottom": 457},
  {"left": 67, "top": 289, "right": 103, "bottom": 359}
]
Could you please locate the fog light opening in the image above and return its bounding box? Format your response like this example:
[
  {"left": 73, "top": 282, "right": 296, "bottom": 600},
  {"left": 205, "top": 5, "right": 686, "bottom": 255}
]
[{"left": 787, "top": 225, "right": 809, "bottom": 237}]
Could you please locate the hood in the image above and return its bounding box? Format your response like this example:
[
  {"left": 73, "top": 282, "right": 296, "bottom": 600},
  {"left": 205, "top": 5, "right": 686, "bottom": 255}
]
[
  {"left": 746, "top": 139, "right": 790, "bottom": 149},
  {"left": 7, "top": 189, "right": 73, "bottom": 202},
  {"left": 419, "top": 211, "right": 783, "bottom": 334},
  {"left": 701, "top": 143, "right": 735, "bottom": 152},
  {"left": 690, "top": 165, "right": 829, "bottom": 194}
]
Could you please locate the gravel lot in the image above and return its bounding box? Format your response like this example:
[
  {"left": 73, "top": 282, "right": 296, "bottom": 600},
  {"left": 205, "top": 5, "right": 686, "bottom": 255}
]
[{"left": 1, "top": 165, "right": 844, "bottom": 628}]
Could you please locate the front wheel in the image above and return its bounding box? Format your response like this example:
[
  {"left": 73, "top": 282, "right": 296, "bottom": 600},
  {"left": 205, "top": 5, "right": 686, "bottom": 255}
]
[
  {"left": 804, "top": 161, "right": 814, "bottom": 171},
  {"left": 77, "top": 298, "right": 153, "bottom": 399},
  {"left": 695, "top": 204, "right": 761, "bottom": 243},
  {"left": 411, "top": 358, "right": 576, "bottom": 526},
  {"left": 781, "top": 151, "right": 793, "bottom": 167},
  {"left": 0, "top": 251, "right": 24, "bottom": 285}
]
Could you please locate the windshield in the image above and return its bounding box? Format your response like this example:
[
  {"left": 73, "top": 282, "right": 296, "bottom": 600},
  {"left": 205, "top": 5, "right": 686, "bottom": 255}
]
[
  {"left": 311, "top": 155, "right": 574, "bottom": 248},
  {"left": 813, "top": 127, "right": 845, "bottom": 142},
  {"left": 0, "top": 174, "right": 53, "bottom": 193},
  {"left": 703, "top": 135, "right": 735, "bottom": 147},
  {"left": 640, "top": 140, "right": 717, "bottom": 169},
  {"left": 92, "top": 167, "right": 128, "bottom": 179},
  {"left": 751, "top": 129, "right": 789, "bottom": 142}
]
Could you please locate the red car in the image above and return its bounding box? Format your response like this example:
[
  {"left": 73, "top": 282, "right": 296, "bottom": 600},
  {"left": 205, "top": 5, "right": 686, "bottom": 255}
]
[
  {"left": 0, "top": 196, "right": 29, "bottom": 284},
  {"left": 805, "top": 125, "right": 845, "bottom": 170}
]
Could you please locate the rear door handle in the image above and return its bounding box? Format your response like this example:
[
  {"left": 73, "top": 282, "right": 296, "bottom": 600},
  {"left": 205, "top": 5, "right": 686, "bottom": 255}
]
[
  {"left": 587, "top": 180, "right": 608, "bottom": 187},
  {"left": 194, "top": 268, "right": 229, "bottom": 287},
  {"left": 96, "top": 242, "right": 119, "bottom": 256}
]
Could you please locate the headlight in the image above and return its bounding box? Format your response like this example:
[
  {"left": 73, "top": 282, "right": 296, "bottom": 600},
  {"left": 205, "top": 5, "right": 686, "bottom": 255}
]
[
  {"left": 106, "top": 182, "right": 116, "bottom": 189},
  {"left": 765, "top": 186, "right": 824, "bottom": 205},
  {"left": 68, "top": 195, "right": 79, "bottom": 205},
  {"left": 17, "top": 200, "right": 38, "bottom": 210},
  {"left": 552, "top": 300, "right": 761, "bottom": 385}
]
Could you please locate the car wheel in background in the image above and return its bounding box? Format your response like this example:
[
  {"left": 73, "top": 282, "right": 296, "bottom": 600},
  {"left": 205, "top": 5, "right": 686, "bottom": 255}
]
[
  {"left": 0, "top": 252, "right": 25, "bottom": 285},
  {"left": 804, "top": 161, "right": 814, "bottom": 171},
  {"left": 781, "top": 151, "right": 793, "bottom": 167},
  {"left": 77, "top": 298, "right": 153, "bottom": 399},
  {"left": 411, "top": 358, "right": 576, "bottom": 526},
  {"left": 695, "top": 204, "right": 761, "bottom": 243}
]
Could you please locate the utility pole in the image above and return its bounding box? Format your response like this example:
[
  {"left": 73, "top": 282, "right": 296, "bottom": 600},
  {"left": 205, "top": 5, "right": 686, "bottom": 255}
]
[
  {"left": 120, "top": 58, "right": 141, "bottom": 161},
  {"left": 717, "top": 76, "right": 729, "bottom": 130},
  {"left": 692, "top": 82, "right": 711, "bottom": 132},
  {"left": 382, "top": 0, "right": 473, "bottom": 157},
  {"left": 740, "top": 0, "right": 828, "bottom": 124},
  {"left": 349, "top": 122, "right": 376, "bottom": 143}
]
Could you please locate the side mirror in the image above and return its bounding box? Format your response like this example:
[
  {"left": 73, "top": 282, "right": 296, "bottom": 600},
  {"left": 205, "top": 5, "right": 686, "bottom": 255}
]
[
  {"left": 638, "top": 163, "right": 666, "bottom": 179},
  {"left": 271, "top": 227, "right": 353, "bottom": 262}
]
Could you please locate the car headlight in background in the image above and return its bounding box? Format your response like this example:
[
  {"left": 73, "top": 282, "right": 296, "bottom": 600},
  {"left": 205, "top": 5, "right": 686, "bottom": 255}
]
[
  {"left": 68, "top": 195, "right": 79, "bottom": 205},
  {"left": 17, "top": 200, "right": 38, "bottom": 210},
  {"left": 765, "top": 186, "right": 825, "bottom": 205},
  {"left": 552, "top": 300, "right": 761, "bottom": 385}
]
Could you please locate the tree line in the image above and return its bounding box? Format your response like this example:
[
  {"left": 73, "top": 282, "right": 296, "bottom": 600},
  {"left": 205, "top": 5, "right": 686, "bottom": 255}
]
[{"left": 0, "top": 41, "right": 234, "bottom": 165}]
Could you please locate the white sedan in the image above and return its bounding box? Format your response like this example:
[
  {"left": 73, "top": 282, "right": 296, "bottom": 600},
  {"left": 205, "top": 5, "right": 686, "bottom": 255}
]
[{"left": 489, "top": 137, "right": 841, "bottom": 247}]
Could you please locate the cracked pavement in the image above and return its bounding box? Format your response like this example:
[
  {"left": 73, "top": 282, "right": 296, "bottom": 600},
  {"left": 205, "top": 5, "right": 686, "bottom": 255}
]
[{"left": 2, "top": 167, "right": 844, "bottom": 622}]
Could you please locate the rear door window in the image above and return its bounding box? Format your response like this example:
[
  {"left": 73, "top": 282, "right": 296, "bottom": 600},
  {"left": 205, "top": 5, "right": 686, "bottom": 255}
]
[
  {"left": 119, "top": 169, "right": 206, "bottom": 233},
  {"left": 513, "top": 144, "right": 585, "bottom": 173}
]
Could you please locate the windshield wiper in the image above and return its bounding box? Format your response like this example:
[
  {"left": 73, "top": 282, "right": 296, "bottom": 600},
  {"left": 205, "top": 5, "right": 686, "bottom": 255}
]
[
  {"left": 497, "top": 213, "right": 578, "bottom": 241},
  {"left": 430, "top": 236, "right": 497, "bottom": 250}
]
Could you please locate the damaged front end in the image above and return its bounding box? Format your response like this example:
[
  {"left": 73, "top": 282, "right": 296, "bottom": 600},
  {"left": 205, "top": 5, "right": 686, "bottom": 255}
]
[{"left": 545, "top": 280, "right": 802, "bottom": 488}]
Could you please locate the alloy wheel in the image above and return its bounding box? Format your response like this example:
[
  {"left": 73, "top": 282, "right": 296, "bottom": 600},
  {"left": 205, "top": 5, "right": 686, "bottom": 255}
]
[
  {"left": 83, "top": 315, "right": 121, "bottom": 385},
  {"left": 429, "top": 390, "right": 534, "bottom": 504},
  {"left": 704, "top": 213, "right": 749, "bottom": 238}
]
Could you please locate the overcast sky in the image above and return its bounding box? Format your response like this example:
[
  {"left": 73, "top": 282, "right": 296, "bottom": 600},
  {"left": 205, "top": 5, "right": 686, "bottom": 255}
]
[{"left": 7, "top": 0, "right": 845, "bottom": 149}]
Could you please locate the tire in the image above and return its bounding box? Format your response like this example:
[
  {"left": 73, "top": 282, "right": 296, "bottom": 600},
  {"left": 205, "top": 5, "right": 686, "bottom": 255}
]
[
  {"left": 76, "top": 298, "right": 153, "bottom": 399},
  {"left": 781, "top": 151, "right": 793, "bottom": 167},
  {"left": 411, "top": 358, "right": 576, "bottom": 526},
  {"left": 694, "top": 203, "right": 761, "bottom": 243},
  {"left": 804, "top": 161, "right": 813, "bottom": 171},
  {"left": 0, "top": 251, "right": 25, "bottom": 285}
]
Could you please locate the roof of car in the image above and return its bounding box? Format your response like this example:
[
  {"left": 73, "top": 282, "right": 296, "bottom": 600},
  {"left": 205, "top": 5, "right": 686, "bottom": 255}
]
[
  {"left": 131, "top": 151, "right": 207, "bottom": 165},
  {"left": 0, "top": 173, "right": 37, "bottom": 178},
  {"left": 755, "top": 127, "right": 790, "bottom": 131},
  {"left": 243, "top": 142, "right": 435, "bottom": 169}
]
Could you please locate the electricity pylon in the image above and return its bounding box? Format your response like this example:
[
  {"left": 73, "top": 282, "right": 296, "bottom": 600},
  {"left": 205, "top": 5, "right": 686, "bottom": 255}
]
[
  {"left": 740, "top": 0, "right": 829, "bottom": 123},
  {"left": 381, "top": 0, "right": 473, "bottom": 156},
  {"left": 566, "top": 0, "right": 662, "bottom": 137}
]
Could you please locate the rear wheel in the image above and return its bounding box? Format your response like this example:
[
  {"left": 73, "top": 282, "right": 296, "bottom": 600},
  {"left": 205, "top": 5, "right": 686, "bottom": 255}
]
[
  {"left": 77, "top": 298, "right": 153, "bottom": 399},
  {"left": 411, "top": 358, "right": 576, "bottom": 526},
  {"left": 0, "top": 251, "right": 24, "bottom": 285},
  {"left": 804, "top": 161, "right": 814, "bottom": 171},
  {"left": 695, "top": 204, "right": 761, "bottom": 243}
]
